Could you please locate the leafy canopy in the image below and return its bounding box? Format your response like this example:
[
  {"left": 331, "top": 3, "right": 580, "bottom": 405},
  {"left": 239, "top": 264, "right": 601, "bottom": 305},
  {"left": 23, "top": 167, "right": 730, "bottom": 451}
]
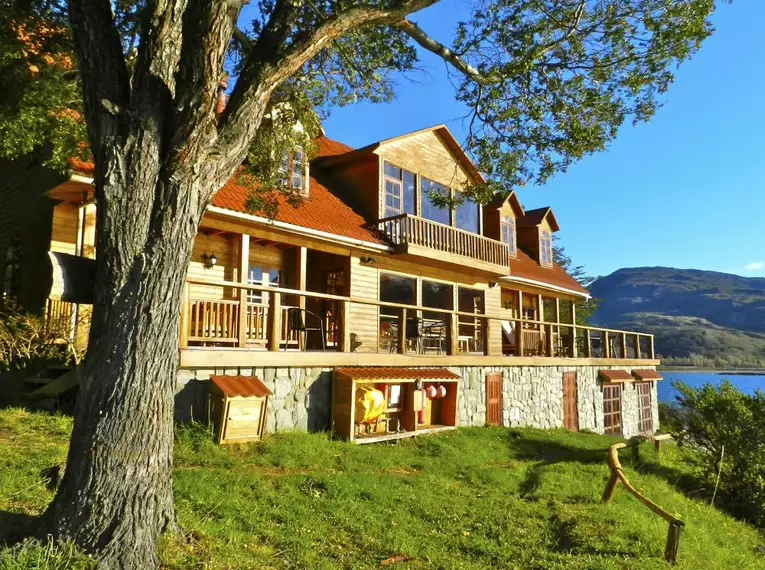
[{"left": 0, "top": 0, "right": 719, "bottom": 208}]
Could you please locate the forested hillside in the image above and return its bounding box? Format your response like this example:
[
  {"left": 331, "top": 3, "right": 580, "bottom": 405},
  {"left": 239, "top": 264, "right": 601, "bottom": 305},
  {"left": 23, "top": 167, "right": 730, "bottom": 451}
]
[{"left": 590, "top": 268, "right": 765, "bottom": 368}]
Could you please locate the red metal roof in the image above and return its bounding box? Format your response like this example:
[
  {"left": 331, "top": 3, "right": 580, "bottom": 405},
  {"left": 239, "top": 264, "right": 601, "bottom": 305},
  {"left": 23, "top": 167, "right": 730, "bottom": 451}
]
[
  {"left": 508, "top": 249, "right": 589, "bottom": 296},
  {"left": 210, "top": 375, "right": 272, "bottom": 398},
  {"left": 598, "top": 370, "right": 633, "bottom": 382},
  {"left": 335, "top": 367, "right": 461, "bottom": 381},
  {"left": 632, "top": 369, "right": 663, "bottom": 381}
]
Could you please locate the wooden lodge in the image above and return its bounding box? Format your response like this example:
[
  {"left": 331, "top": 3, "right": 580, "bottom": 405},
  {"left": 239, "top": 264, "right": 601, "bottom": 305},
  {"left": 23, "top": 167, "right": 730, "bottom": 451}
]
[{"left": 0, "top": 124, "right": 662, "bottom": 441}]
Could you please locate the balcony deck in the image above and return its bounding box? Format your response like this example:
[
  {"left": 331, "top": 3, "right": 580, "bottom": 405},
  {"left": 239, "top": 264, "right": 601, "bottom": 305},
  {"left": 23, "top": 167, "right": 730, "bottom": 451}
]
[{"left": 376, "top": 214, "right": 510, "bottom": 275}]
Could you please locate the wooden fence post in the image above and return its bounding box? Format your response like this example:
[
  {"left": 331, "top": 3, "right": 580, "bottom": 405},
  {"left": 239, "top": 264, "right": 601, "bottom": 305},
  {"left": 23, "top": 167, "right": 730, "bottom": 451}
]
[{"left": 665, "top": 523, "right": 682, "bottom": 565}]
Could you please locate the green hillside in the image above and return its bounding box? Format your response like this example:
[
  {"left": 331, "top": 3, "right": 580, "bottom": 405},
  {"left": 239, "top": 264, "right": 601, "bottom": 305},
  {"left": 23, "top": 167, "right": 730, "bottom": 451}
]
[{"left": 590, "top": 268, "right": 765, "bottom": 367}]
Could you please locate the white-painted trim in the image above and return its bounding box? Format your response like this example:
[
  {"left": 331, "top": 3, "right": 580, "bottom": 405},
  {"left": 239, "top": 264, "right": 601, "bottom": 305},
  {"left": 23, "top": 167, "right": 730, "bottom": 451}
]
[
  {"left": 500, "top": 275, "right": 591, "bottom": 300},
  {"left": 206, "top": 205, "right": 393, "bottom": 253}
]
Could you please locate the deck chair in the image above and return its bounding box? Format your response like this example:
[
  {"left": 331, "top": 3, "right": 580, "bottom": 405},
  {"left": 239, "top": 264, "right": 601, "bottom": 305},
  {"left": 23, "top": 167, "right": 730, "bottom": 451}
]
[{"left": 285, "top": 308, "right": 326, "bottom": 351}]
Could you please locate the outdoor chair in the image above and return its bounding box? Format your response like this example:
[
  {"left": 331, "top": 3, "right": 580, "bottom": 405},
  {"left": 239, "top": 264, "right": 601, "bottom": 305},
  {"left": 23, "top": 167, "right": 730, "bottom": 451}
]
[{"left": 285, "top": 308, "right": 326, "bottom": 351}]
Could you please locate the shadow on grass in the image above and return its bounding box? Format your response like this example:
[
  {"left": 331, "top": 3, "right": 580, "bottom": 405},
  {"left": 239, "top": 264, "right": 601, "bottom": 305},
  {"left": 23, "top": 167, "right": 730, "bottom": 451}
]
[{"left": 0, "top": 511, "right": 38, "bottom": 546}]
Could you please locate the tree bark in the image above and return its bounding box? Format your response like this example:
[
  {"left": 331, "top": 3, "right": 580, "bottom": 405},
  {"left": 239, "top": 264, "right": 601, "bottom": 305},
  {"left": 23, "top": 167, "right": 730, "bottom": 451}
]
[{"left": 40, "top": 163, "right": 205, "bottom": 569}]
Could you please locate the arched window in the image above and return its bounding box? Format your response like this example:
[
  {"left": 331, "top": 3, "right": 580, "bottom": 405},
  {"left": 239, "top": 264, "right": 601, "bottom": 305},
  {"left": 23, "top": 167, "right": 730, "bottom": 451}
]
[{"left": 2, "top": 239, "right": 23, "bottom": 302}]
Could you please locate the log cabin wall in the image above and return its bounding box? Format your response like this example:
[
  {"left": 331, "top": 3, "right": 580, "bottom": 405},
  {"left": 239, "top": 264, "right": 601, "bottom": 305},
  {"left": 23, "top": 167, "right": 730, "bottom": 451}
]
[
  {"left": 189, "top": 232, "right": 236, "bottom": 300},
  {"left": 0, "top": 159, "right": 65, "bottom": 313},
  {"left": 348, "top": 254, "right": 379, "bottom": 353},
  {"left": 50, "top": 203, "right": 79, "bottom": 256}
]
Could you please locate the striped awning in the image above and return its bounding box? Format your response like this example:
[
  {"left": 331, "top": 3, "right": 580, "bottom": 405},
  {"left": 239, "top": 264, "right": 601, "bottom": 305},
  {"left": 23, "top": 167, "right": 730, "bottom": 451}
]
[
  {"left": 632, "top": 369, "right": 663, "bottom": 381},
  {"left": 598, "top": 369, "right": 633, "bottom": 383},
  {"left": 335, "top": 367, "right": 460, "bottom": 382}
]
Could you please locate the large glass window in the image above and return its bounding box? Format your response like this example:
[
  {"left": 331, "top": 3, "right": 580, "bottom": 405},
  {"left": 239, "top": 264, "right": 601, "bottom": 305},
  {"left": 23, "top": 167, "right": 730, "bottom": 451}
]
[
  {"left": 457, "top": 287, "right": 484, "bottom": 353},
  {"left": 455, "top": 197, "right": 479, "bottom": 234},
  {"left": 420, "top": 177, "right": 450, "bottom": 225},
  {"left": 383, "top": 162, "right": 415, "bottom": 218},
  {"left": 379, "top": 272, "right": 417, "bottom": 351},
  {"left": 247, "top": 265, "right": 280, "bottom": 304},
  {"left": 540, "top": 230, "right": 553, "bottom": 267},
  {"left": 501, "top": 215, "right": 516, "bottom": 255},
  {"left": 422, "top": 280, "right": 453, "bottom": 319}
]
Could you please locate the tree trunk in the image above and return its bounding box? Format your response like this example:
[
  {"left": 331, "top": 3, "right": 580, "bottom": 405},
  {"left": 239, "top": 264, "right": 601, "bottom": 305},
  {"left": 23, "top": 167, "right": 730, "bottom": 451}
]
[{"left": 40, "top": 168, "right": 205, "bottom": 569}]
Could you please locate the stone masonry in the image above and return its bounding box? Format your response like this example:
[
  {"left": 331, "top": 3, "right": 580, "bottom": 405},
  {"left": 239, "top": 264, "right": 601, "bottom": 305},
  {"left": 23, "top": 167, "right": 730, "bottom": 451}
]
[{"left": 176, "top": 364, "right": 659, "bottom": 439}]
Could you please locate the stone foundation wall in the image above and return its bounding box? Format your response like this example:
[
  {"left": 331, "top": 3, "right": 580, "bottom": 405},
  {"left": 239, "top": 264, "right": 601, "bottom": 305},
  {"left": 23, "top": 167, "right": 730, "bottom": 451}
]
[{"left": 176, "top": 364, "right": 659, "bottom": 439}]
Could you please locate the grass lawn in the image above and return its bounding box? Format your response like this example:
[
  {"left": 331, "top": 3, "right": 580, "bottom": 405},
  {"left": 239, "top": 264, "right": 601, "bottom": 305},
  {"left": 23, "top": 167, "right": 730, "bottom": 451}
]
[{"left": 0, "top": 408, "right": 763, "bottom": 569}]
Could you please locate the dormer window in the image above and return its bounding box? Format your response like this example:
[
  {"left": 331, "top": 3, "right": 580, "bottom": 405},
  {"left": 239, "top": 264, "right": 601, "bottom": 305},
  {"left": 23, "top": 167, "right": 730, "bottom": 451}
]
[
  {"left": 277, "top": 146, "right": 307, "bottom": 194},
  {"left": 540, "top": 230, "right": 552, "bottom": 267},
  {"left": 500, "top": 215, "right": 516, "bottom": 255},
  {"left": 383, "top": 162, "right": 415, "bottom": 217}
]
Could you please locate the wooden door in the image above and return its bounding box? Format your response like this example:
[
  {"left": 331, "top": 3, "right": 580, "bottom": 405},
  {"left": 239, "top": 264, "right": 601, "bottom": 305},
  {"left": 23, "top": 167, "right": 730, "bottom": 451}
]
[
  {"left": 486, "top": 373, "right": 502, "bottom": 426},
  {"left": 562, "top": 372, "right": 579, "bottom": 431}
]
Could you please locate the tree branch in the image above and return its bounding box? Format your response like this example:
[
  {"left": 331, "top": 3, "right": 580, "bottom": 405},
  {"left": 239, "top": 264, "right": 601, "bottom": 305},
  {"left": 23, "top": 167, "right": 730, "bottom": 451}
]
[
  {"left": 67, "top": 0, "right": 130, "bottom": 167},
  {"left": 394, "top": 19, "right": 488, "bottom": 85},
  {"left": 210, "top": 0, "right": 439, "bottom": 195}
]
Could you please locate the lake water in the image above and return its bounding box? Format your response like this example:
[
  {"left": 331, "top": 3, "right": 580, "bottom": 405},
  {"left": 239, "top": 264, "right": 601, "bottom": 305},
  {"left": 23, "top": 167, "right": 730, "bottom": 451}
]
[{"left": 658, "top": 371, "right": 765, "bottom": 403}]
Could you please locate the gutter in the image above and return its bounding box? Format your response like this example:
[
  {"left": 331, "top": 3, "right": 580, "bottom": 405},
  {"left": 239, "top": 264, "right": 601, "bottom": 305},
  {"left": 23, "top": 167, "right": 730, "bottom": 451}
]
[{"left": 500, "top": 275, "right": 591, "bottom": 300}]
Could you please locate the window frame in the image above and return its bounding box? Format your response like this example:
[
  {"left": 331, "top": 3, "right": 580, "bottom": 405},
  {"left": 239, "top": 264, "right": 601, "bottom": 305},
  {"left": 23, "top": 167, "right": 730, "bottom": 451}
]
[
  {"left": 539, "top": 230, "right": 553, "bottom": 267},
  {"left": 277, "top": 146, "right": 307, "bottom": 195},
  {"left": 500, "top": 215, "right": 516, "bottom": 256},
  {"left": 602, "top": 383, "right": 623, "bottom": 435},
  {"left": 636, "top": 382, "right": 653, "bottom": 434}
]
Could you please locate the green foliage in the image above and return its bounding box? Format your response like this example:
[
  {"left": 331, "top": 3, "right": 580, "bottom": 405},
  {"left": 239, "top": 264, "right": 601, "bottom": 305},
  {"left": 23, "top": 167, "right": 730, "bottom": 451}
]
[
  {"left": 673, "top": 380, "right": 765, "bottom": 528},
  {"left": 0, "top": 303, "right": 78, "bottom": 371},
  {"left": 2, "top": 408, "right": 765, "bottom": 569},
  {"left": 0, "top": 0, "right": 86, "bottom": 168}
]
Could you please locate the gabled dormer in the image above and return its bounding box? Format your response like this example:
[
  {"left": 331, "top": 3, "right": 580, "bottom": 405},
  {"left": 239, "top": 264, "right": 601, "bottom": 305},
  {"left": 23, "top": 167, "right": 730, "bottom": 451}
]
[
  {"left": 482, "top": 191, "right": 524, "bottom": 258},
  {"left": 517, "top": 207, "right": 559, "bottom": 268}
]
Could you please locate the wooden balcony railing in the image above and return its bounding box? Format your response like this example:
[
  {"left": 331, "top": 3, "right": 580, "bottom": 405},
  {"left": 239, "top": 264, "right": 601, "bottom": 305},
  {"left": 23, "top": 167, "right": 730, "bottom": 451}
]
[
  {"left": 376, "top": 214, "right": 510, "bottom": 270},
  {"left": 180, "top": 278, "right": 656, "bottom": 361}
]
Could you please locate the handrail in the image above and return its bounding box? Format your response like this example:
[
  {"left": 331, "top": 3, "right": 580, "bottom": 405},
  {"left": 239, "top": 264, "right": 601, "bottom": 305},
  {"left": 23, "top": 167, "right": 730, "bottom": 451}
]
[
  {"left": 603, "top": 441, "right": 684, "bottom": 564},
  {"left": 377, "top": 213, "right": 504, "bottom": 241},
  {"left": 184, "top": 277, "right": 654, "bottom": 341}
]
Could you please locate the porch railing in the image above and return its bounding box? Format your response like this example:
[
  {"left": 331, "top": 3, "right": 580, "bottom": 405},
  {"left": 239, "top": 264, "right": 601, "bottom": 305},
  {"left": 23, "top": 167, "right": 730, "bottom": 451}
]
[
  {"left": 376, "top": 214, "right": 510, "bottom": 269},
  {"left": 180, "top": 278, "right": 655, "bottom": 360}
]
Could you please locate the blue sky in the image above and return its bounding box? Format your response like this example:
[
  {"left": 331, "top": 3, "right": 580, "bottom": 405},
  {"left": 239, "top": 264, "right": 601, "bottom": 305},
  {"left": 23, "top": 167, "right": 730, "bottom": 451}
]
[{"left": 301, "top": 1, "right": 765, "bottom": 279}]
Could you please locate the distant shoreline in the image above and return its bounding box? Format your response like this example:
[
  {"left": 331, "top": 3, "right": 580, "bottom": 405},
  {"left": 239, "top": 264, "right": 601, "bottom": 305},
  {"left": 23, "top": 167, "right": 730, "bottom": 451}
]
[{"left": 659, "top": 367, "right": 765, "bottom": 376}]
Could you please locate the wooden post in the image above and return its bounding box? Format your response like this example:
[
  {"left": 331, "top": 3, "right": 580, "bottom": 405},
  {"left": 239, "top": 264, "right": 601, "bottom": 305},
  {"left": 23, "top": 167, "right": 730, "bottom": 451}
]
[
  {"left": 267, "top": 291, "right": 282, "bottom": 351},
  {"left": 179, "top": 281, "right": 190, "bottom": 349},
  {"left": 569, "top": 301, "right": 578, "bottom": 357},
  {"left": 648, "top": 335, "right": 655, "bottom": 359},
  {"left": 340, "top": 300, "right": 351, "bottom": 353},
  {"left": 634, "top": 333, "right": 642, "bottom": 359},
  {"left": 583, "top": 329, "right": 592, "bottom": 358},
  {"left": 237, "top": 234, "right": 250, "bottom": 348},
  {"left": 602, "top": 470, "right": 620, "bottom": 503},
  {"left": 545, "top": 323, "right": 554, "bottom": 357},
  {"left": 603, "top": 330, "right": 611, "bottom": 359},
  {"left": 398, "top": 308, "right": 407, "bottom": 354},
  {"left": 447, "top": 312, "right": 459, "bottom": 355},
  {"left": 553, "top": 298, "right": 561, "bottom": 356},
  {"left": 484, "top": 316, "right": 496, "bottom": 356},
  {"left": 296, "top": 246, "right": 307, "bottom": 349},
  {"left": 619, "top": 333, "right": 627, "bottom": 360},
  {"left": 665, "top": 523, "right": 682, "bottom": 565}
]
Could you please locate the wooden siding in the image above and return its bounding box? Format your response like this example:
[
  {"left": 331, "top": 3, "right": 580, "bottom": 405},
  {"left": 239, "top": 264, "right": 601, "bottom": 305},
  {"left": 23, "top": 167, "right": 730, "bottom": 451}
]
[
  {"left": 484, "top": 284, "right": 502, "bottom": 355},
  {"left": 375, "top": 130, "right": 472, "bottom": 191},
  {"left": 189, "top": 233, "right": 236, "bottom": 300},
  {"left": 0, "top": 159, "right": 64, "bottom": 313},
  {"left": 348, "top": 255, "right": 378, "bottom": 353},
  {"left": 50, "top": 203, "right": 79, "bottom": 256},
  {"left": 330, "top": 155, "right": 380, "bottom": 223}
]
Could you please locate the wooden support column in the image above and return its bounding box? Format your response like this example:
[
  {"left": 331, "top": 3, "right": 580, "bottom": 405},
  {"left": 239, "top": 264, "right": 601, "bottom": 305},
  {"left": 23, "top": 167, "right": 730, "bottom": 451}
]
[
  {"left": 619, "top": 333, "right": 627, "bottom": 360},
  {"left": 267, "top": 291, "right": 282, "bottom": 351},
  {"left": 648, "top": 335, "right": 655, "bottom": 359},
  {"left": 179, "top": 281, "right": 190, "bottom": 349},
  {"left": 484, "top": 317, "right": 498, "bottom": 356},
  {"left": 603, "top": 330, "right": 611, "bottom": 359},
  {"left": 447, "top": 313, "right": 459, "bottom": 355},
  {"left": 634, "top": 333, "right": 642, "bottom": 359},
  {"left": 516, "top": 290, "right": 524, "bottom": 356},
  {"left": 553, "top": 298, "right": 561, "bottom": 356},
  {"left": 570, "top": 301, "right": 578, "bottom": 358},
  {"left": 398, "top": 308, "right": 408, "bottom": 354},
  {"left": 340, "top": 300, "right": 351, "bottom": 353},
  {"left": 295, "top": 246, "right": 308, "bottom": 350},
  {"left": 237, "top": 234, "right": 250, "bottom": 348}
]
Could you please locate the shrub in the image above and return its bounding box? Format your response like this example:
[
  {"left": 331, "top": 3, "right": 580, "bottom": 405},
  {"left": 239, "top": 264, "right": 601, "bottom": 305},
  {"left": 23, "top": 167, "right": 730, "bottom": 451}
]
[{"left": 673, "top": 379, "right": 765, "bottom": 528}]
